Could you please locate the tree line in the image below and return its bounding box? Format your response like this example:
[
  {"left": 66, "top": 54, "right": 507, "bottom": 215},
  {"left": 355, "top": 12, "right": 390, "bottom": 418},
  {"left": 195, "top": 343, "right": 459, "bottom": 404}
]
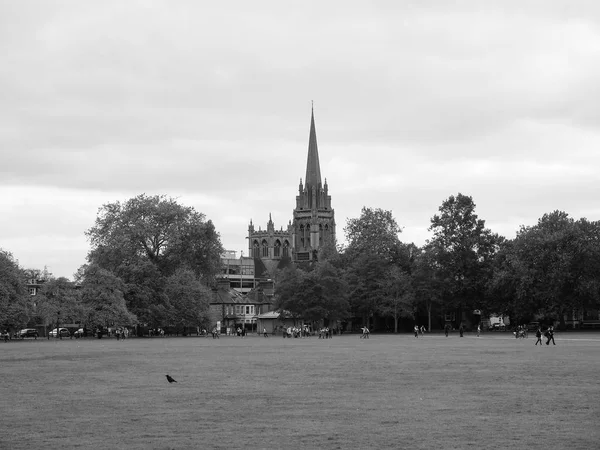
[
  {"left": 274, "top": 194, "right": 600, "bottom": 331},
  {"left": 0, "top": 194, "right": 223, "bottom": 334},
  {"left": 2, "top": 192, "right": 599, "bottom": 333}
]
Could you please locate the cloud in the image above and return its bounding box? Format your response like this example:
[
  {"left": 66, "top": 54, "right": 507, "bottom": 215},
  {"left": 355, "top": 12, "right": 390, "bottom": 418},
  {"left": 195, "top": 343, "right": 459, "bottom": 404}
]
[{"left": 2, "top": 1, "right": 600, "bottom": 277}]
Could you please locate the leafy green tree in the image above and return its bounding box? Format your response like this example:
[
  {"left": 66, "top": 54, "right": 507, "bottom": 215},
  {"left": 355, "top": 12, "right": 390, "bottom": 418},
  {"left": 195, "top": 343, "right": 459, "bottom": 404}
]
[
  {"left": 79, "top": 265, "right": 137, "bottom": 328},
  {"left": 344, "top": 252, "right": 390, "bottom": 326},
  {"left": 37, "top": 277, "right": 86, "bottom": 328},
  {"left": 311, "top": 261, "right": 350, "bottom": 323},
  {"left": 274, "top": 262, "right": 349, "bottom": 325},
  {"left": 490, "top": 211, "right": 600, "bottom": 326},
  {"left": 274, "top": 265, "right": 305, "bottom": 324},
  {"left": 85, "top": 194, "right": 223, "bottom": 325},
  {"left": 342, "top": 207, "right": 405, "bottom": 328},
  {"left": 413, "top": 245, "right": 444, "bottom": 331},
  {"left": 164, "top": 268, "right": 211, "bottom": 329},
  {"left": 87, "top": 194, "right": 223, "bottom": 280},
  {"left": 344, "top": 207, "right": 402, "bottom": 261},
  {"left": 0, "top": 250, "right": 30, "bottom": 331},
  {"left": 378, "top": 266, "right": 414, "bottom": 333},
  {"left": 428, "top": 193, "right": 503, "bottom": 322}
]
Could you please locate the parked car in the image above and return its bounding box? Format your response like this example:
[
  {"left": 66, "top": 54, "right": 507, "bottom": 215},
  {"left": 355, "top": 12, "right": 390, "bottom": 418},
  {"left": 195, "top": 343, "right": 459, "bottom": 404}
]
[
  {"left": 73, "top": 328, "right": 90, "bottom": 338},
  {"left": 527, "top": 322, "right": 541, "bottom": 331},
  {"left": 19, "top": 328, "right": 39, "bottom": 339},
  {"left": 49, "top": 328, "right": 71, "bottom": 338},
  {"left": 488, "top": 323, "right": 506, "bottom": 331}
]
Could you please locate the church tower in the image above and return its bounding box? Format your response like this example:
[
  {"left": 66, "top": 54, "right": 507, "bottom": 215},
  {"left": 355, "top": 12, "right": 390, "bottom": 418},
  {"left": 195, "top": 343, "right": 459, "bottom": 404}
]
[
  {"left": 292, "top": 106, "right": 335, "bottom": 261},
  {"left": 247, "top": 105, "right": 335, "bottom": 271}
]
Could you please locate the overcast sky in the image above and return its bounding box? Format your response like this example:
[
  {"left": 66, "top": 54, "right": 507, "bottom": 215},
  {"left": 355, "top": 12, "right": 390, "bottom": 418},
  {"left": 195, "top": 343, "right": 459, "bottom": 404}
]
[{"left": 2, "top": 1, "right": 600, "bottom": 279}]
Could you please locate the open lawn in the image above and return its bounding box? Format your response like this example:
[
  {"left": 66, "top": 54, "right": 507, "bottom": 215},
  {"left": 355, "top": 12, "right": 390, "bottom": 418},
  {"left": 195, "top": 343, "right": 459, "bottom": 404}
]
[{"left": 1, "top": 332, "right": 599, "bottom": 450}]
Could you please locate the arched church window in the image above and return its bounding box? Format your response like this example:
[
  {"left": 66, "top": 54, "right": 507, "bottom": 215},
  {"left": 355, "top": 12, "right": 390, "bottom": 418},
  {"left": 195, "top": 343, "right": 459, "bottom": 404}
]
[
  {"left": 283, "top": 240, "right": 289, "bottom": 257},
  {"left": 253, "top": 240, "right": 260, "bottom": 258},
  {"left": 262, "top": 240, "right": 268, "bottom": 258},
  {"left": 274, "top": 240, "right": 281, "bottom": 257}
]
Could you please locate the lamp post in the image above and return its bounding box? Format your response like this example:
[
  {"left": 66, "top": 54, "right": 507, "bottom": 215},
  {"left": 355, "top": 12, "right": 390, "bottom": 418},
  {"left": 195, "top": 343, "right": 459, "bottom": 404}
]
[{"left": 57, "top": 310, "right": 61, "bottom": 340}]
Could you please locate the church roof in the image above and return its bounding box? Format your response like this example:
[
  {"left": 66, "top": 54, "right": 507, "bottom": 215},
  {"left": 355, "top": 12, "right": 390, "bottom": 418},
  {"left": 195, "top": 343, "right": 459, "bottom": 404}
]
[{"left": 305, "top": 105, "right": 322, "bottom": 190}]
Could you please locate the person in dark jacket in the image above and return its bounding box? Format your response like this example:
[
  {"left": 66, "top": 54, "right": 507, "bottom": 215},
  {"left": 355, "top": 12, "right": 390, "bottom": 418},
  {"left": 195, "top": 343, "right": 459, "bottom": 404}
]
[{"left": 546, "top": 326, "right": 556, "bottom": 345}]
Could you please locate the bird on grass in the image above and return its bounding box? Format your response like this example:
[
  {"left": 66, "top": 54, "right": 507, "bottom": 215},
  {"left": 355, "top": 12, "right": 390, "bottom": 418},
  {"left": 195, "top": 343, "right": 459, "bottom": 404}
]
[{"left": 165, "top": 374, "right": 177, "bottom": 383}]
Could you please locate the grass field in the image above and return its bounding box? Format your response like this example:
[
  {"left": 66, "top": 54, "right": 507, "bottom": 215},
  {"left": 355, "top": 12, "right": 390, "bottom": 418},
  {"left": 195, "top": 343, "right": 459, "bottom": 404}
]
[{"left": 1, "top": 331, "right": 599, "bottom": 450}]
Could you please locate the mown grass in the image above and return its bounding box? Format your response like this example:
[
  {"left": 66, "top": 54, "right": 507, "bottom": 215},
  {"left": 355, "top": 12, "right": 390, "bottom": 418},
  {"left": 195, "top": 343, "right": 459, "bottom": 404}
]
[{"left": 1, "top": 332, "right": 599, "bottom": 450}]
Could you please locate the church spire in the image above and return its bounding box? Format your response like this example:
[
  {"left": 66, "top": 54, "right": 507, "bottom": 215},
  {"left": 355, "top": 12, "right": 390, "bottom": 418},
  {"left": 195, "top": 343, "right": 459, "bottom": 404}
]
[{"left": 305, "top": 103, "right": 322, "bottom": 190}]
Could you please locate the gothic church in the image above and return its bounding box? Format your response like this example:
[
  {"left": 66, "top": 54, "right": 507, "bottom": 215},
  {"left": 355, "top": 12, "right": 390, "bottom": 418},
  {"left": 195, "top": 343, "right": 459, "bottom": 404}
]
[{"left": 248, "top": 107, "right": 335, "bottom": 274}]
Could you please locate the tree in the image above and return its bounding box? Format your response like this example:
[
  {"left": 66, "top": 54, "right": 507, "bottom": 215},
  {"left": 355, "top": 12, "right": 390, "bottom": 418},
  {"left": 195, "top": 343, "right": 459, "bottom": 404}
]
[
  {"left": 428, "top": 193, "right": 503, "bottom": 325},
  {"left": 0, "top": 249, "right": 30, "bottom": 331},
  {"left": 344, "top": 252, "right": 390, "bottom": 327},
  {"left": 164, "top": 268, "right": 211, "bottom": 330},
  {"left": 37, "top": 277, "right": 86, "bottom": 329},
  {"left": 342, "top": 207, "right": 405, "bottom": 328},
  {"left": 273, "top": 265, "right": 305, "bottom": 324},
  {"left": 79, "top": 265, "right": 137, "bottom": 328},
  {"left": 311, "top": 261, "right": 350, "bottom": 323},
  {"left": 379, "top": 266, "right": 414, "bottom": 333},
  {"left": 85, "top": 194, "right": 224, "bottom": 325},
  {"left": 412, "top": 245, "right": 444, "bottom": 331},
  {"left": 344, "top": 207, "right": 402, "bottom": 260},
  {"left": 274, "top": 262, "right": 349, "bottom": 325},
  {"left": 489, "top": 211, "right": 600, "bottom": 326},
  {"left": 86, "top": 194, "right": 224, "bottom": 280}
]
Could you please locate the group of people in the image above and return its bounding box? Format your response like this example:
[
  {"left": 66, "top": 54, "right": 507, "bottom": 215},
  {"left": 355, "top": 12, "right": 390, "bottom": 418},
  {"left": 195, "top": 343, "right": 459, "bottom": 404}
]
[
  {"left": 318, "top": 327, "right": 333, "bottom": 339},
  {"left": 282, "top": 326, "right": 311, "bottom": 338},
  {"left": 114, "top": 328, "right": 129, "bottom": 340},
  {"left": 236, "top": 326, "right": 247, "bottom": 337},
  {"left": 534, "top": 326, "right": 556, "bottom": 345},
  {"left": 413, "top": 325, "right": 426, "bottom": 337}
]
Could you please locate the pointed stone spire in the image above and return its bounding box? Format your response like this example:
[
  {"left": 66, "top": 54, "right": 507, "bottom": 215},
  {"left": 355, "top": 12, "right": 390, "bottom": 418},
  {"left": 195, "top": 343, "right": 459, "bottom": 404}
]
[{"left": 305, "top": 103, "right": 322, "bottom": 191}]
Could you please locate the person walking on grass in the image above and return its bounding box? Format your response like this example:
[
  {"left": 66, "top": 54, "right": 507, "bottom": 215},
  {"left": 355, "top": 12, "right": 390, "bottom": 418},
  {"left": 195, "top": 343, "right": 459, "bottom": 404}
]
[
  {"left": 444, "top": 324, "right": 450, "bottom": 337},
  {"left": 546, "top": 326, "right": 556, "bottom": 345},
  {"left": 420, "top": 325, "right": 425, "bottom": 336},
  {"left": 263, "top": 328, "right": 268, "bottom": 338},
  {"left": 534, "top": 327, "right": 543, "bottom": 345},
  {"left": 414, "top": 325, "right": 419, "bottom": 338},
  {"left": 360, "top": 326, "right": 369, "bottom": 339}
]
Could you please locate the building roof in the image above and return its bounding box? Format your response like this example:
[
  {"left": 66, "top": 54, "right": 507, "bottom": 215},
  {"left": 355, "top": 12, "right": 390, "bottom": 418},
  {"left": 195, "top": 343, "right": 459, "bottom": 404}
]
[
  {"left": 257, "top": 311, "right": 280, "bottom": 319},
  {"left": 211, "top": 282, "right": 273, "bottom": 305}
]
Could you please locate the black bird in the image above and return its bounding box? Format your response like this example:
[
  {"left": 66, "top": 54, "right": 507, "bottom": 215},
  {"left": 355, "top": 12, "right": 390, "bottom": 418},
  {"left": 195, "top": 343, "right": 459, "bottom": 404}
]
[{"left": 166, "top": 374, "right": 177, "bottom": 383}]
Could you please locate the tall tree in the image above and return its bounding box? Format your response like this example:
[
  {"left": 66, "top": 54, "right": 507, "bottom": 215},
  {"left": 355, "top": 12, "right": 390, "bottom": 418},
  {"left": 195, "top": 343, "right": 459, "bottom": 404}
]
[
  {"left": 85, "top": 194, "right": 223, "bottom": 325},
  {"left": 413, "top": 245, "right": 444, "bottom": 331},
  {"left": 86, "top": 194, "right": 223, "bottom": 280},
  {"left": 164, "top": 268, "right": 211, "bottom": 329},
  {"left": 343, "top": 207, "right": 404, "bottom": 328},
  {"left": 274, "top": 262, "right": 349, "bottom": 325},
  {"left": 38, "top": 277, "right": 86, "bottom": 329},
  {"left": 428, "top": 193, "right": 503, "bottom": 323},
  {"left": 79, "top": 265, "right": 137, "bottom": 328},
  {"left": 378, "top": 266, "right": 414, "bottom": 333},
  {"left": 490, "top": 211, "right": 600, "bottom": 326},
  {"left": 0, "top": 249, "right": 30, "bottom": 331},
  {"left": 344, "top": 207, "right": 402, "bottom": 261}
]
